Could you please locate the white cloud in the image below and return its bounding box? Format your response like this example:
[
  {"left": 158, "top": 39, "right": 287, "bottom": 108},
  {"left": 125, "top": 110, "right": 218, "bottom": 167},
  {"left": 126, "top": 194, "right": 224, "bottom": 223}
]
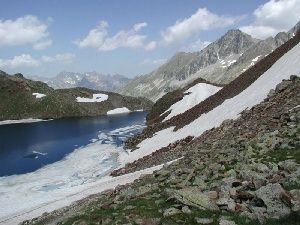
[
  {"left": 54, "top": 53, "right": 76, "bottom": 63},
  {"left": 41, "top": 53, "right": 76, "bottom": 63},
  {"left": 145, "top": 41, "right": 157, "bottom": 51},
  {"left": 240, "top": 0, "right": 300, "bottom": 39},
  {"left": 40, "top": 55, "right": 55, "bottom": 63},
  {"left": 75, "top": 21, "right": 151, "bottom": 51},
  {"left": 141, "top": 58, "right": 167, "bottom": 66},
  {"left": 0, "top": 15, "right": 52, "bottom": 49},
  {"left": 161, "top": 8, "right": 238, "bottom": 46},
  {"left": 33, "top": 39, "right": 52, "bottom": 50},
  {"left": 133, "top": 22, "right": 147, "bottom": 31},
  {"left": 181, "top": 39, "right": 211, "bottom": 52},
  {"left": 0, "top": 53, "right": 75, "bottom": 69},
  {"left": 0, "top": 54, "right": 40, "bottom": 68},
  {"left": 75, "top": 21, "right": 108, "bottom": 49}
]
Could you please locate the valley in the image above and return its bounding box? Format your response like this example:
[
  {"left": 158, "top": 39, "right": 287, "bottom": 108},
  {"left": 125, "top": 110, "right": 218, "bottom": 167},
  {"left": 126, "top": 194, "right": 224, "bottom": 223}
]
[{"left": 0, "top": 2, "right": 299, "bottom": 225}]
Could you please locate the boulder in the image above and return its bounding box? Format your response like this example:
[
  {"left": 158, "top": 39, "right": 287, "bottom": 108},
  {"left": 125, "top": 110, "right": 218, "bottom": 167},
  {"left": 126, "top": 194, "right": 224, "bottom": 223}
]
[
  {"left": 255, "top": 183, "right": 291, "bottom": 218},
  {"left": 181, "top": 205, "right": 192, "bottom": 214},
  {"left": 290, "top": 189, "right": 300, "bottom": 212},
  {"left": 173, "top": 187, "right": 219, "bottom": 211},
  {"left": 195, "top": 217, "right": 214, "bottom": 224},
  {"left": 163, "top": 207, "right": 181, "bottom": 217},
  {"left": 219, "top": 219, "right": 236, "bottom": 225}
]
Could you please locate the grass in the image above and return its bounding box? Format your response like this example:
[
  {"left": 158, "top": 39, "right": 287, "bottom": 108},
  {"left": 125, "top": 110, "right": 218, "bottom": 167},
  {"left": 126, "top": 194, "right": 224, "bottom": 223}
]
[
  {"left": 258, "top": 145, "right": 300, "bottom": 164},
  {"left": 59, "top": 190, "right": 263, "bottom": 225}
]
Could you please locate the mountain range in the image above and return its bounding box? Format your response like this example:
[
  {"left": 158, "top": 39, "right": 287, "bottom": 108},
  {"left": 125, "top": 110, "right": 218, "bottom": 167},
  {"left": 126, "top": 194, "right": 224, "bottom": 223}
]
[
  {"left": 30, "top": 71, "right": 131, "bottom": 92},
  {"left": 119, "top": 21, "right": 300, "bottom": 101}
]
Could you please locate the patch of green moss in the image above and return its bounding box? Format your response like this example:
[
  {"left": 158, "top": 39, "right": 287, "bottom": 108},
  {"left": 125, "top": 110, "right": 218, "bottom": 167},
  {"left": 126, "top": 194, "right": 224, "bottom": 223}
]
[{"left": 258, "top": 145, "right": 300, "bottom": 164}]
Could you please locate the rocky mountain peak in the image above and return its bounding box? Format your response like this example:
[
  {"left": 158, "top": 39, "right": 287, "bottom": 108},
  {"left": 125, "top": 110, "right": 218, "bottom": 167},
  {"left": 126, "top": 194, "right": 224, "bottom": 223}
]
[
  {"left": 182, "top": 29, "right": 259, "bottom": 77},
  {"left": 214, "top": 29, "right": 259, "bottom": 57},
  {"left": 222, "top": 28, "right": 246, "bottom": 37}
]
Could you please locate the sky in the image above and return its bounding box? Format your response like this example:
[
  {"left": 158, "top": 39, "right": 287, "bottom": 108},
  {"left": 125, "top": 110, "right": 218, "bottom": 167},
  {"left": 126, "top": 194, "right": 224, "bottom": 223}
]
[{"left": 0, "top": 0, "right": 299, "bottom": 78}]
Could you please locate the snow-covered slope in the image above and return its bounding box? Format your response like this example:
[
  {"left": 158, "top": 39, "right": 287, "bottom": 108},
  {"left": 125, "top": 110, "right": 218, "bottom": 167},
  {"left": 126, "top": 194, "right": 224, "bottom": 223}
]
[
  {"left": 107, "top": 107, "right": 131, "bottom": 115},
  {"left": 76, "top": 93, "right": 108, "bottom": 103},
  {"left": 162, "top": 83, "right": 221, "bottom": 121},
  {"left": 120, "top": 41, "right": 300, "bottom": 165}
]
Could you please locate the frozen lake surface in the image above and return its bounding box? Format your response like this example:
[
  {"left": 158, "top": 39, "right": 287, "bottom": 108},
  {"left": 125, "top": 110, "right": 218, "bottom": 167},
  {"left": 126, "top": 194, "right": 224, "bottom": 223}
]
[
  {"left": 0, "top": 112, "right": 146, "bottom": 176},
  {"left": 0, "top": 112, "right": 147, "bottom": 222}
]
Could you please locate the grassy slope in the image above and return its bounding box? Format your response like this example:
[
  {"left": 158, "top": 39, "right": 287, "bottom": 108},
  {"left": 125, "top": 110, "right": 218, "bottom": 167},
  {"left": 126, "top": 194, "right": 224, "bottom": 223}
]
[{"left": 0, "top": 73, "right": 153, "bottom": 120}]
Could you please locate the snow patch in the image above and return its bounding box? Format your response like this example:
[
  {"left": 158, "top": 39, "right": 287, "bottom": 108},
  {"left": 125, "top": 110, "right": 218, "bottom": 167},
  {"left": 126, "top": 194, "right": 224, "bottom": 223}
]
[
  {"left": 32, "top": 93, "right": 46, "bottom": 98},
  {"left": 228, "top": 59, "right": 237, "bottom": 66},
  {"left": 76, "top": 94, "right": 108, "bottom": 103},
  {"left": 0, "top": 119, "right": 48, "bottom": 126},
  {"left": 220, "top": 59, "right": 236, "bottom": 68},
  {"left": 107, "top": 107, "right": 131, "bottom": 115},
  {"left": 162, "top": 83, "right": 221, "bottom": 121},
  {"left": 252, "top": 55, "right": 261, "bottom": 62}
]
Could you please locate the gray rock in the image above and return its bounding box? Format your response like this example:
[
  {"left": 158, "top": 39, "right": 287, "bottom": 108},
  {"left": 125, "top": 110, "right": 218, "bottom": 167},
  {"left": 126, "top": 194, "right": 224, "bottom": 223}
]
[
  {"left": 173, "top": 187, "right": 219, "bottom": 211},
  {"left": 182, "top": 205, "right": 192, "bottom": 214},
  {"left": 290, "top": 189, "right": 300, "bottom": 212},
  {"left": 219, "top": 219, "right": 236, "bottom": 225},
  {"left": 255, "top": 183, "right": 291, "bottom": 218},
  {"left": 195, "top": 217, "right": 214, "bottom": 224},
  {"left": 278, "top": 160, "right": 299, "bottom": 172},
  {"left": 163, "top": 207, "right": 181, "bottom": 217}
]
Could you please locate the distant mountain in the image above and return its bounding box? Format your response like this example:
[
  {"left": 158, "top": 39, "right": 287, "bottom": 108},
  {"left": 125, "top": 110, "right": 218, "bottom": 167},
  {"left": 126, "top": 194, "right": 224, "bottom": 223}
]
[
  {"left": 0, "top": 71, "right": 152, "bottom": 121},
  {"left": 30, "top": 71, "right": 131, "bottom": 92},
  {"left": 119, "top": 22, "right": 300, "bottom": 102}
]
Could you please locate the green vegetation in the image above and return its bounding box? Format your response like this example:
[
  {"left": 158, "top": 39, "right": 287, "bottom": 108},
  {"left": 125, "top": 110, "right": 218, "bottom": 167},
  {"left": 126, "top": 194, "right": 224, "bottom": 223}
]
[
  {"left": 57, "top": 189, "right": 300, "bottom": 225},
  {"left": 0, "top": 73, "right": 153, "bottom": 120}
]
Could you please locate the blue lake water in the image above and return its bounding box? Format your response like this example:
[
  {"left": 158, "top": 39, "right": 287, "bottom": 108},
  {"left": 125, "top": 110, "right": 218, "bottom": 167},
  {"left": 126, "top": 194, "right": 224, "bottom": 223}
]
[{"left": 0, "top": 112, "right": 147, "bottom": 177}]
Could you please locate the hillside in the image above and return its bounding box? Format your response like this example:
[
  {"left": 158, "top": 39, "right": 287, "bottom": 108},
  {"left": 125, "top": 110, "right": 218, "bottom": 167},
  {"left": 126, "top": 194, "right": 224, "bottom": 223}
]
[
  {"left": 0, "top": 72, "right": 153, "bottom": 121},
  {"left": 22, "top": 51, "right": 300, "bottom": 225},
  {"left": 123, "top": 30, "right": 300, "bottom": 151},
  {"left": 119, "top": 22, "right": 300, "bottom": 102},
  {"left": 146, "top": 78, "right": 222, "bottom": 125}
]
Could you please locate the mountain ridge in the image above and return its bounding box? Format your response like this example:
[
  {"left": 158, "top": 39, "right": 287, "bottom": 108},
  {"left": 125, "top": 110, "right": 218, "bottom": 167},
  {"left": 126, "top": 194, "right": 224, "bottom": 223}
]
[
  {"left": 30, "top": 71, "right": 131, "bottom": 92},
  {"left": 119, "top": 22, "right": 300, "bottom": 102}
]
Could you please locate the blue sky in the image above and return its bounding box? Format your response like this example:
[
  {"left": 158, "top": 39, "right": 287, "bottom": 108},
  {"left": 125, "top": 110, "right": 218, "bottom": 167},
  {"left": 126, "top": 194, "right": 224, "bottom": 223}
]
[{"left": 0, "top": 0, "right": 299, "bottom": 78}]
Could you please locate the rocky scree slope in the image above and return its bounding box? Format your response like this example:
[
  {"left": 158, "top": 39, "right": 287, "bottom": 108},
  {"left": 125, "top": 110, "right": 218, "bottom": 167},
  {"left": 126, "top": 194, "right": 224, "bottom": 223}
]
[
  {"left": 22, "top": 76, "right": 300, "bottom": 225},
  {"left": 119, "top": 22, "right": 300, "bottom": 102},
  {"left": 123, "top": 30, "right": 300, "bottom": 150},
  {"left": 0, "top": 72, "right": 153, "bottom": 121}
]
